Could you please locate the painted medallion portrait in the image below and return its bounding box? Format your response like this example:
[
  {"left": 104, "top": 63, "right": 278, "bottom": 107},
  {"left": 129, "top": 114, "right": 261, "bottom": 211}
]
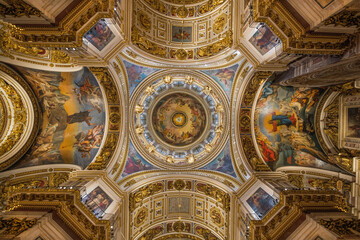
[
  {"left": 83, "top": 186, "right": 113, "bottom": 216},
  {"left": 172, "top": 26, "right": 192, "bottom": 42},
  {"left": 246, "top": 188, "right": 276, "bottom": 219},
  {"left": 84, "top": 19, "right": 115, "bottom": 51},
  {"left": 249, "top": 25, "right": 279, "bottom": 55},
  {"left": 151, "top": 93, "right": 206, "bottom": 146}
]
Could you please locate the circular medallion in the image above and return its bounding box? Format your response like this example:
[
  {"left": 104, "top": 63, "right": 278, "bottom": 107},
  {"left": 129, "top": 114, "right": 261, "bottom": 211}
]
[
  {"left": 152, "top": 93, "right": 206, "bottom": 146},
  {"left": 130, "top": 71, "right": 229, "bottom": 169}
]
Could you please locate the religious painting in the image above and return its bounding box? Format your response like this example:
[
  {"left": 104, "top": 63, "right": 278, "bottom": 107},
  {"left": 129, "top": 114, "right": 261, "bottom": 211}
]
[
  {"left": 169, "top": 197, "right": 190, "bottom": 214},
  {"left": 82, "top": 186, "right": 113, "bottom": 217},
  {"left": 172, "top": 26, "right": 192, "bottom": 42},
  {"left": 84, "top": 19, "right": 115, "bottom": 51},
  {"left": 249, "top": 24, "right": 279, "bottom": 55},
  {"left": 202, "top": 64, "right": 239, "bottom": 98},
  {"left": 346, "top": 107, "right": 360, "bottom": 138},
  {"left": 152, "top": 93, "right": 206, "bottom": 146},
  {"left": 121, "top": 142, "right": 157, "bottom": 178},
  {"left": 11, "top": 65, "right": 105, "bottom": 169},
  {"left": 201, "top": 143, "right": 238, "bottom": 178},
  {"left": 123, "top": 60, "right": 159, "bottom": 94},
  {"left": 246, "top": 188, "right": 276, "bottom": 219},
  {"left": 254, "top": 82, "right": 343, "bottom": 172},
  {"left": 315, "top": 0, "right": 334, "bottom": 8}
]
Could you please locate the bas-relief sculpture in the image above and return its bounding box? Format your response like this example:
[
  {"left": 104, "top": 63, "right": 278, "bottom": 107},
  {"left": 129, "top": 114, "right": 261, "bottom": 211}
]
[
  {"left": 201, "top": 142, "right": 238, "bottom": 178},
  {"left": 123, "top": 60, "right": 159, "bottom": 94},
  {"left": 84, "top": 19, "right": 115, "bottom": 51},
  {"left": 121, "top": 142, "right": 157, "bottom": 178},
  {"left": 202, "top": 64, "right": 239, "bottom": 98},
  {"left": 10, "top": 65, "right": 105, "bottom": 169},
  {"left": 255, "top": 82, "right": 341, "bottom": 171}
]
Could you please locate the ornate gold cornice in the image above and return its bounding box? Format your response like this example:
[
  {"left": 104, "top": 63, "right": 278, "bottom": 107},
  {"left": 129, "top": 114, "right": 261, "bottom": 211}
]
[
  {"left": 319, "top": 218, "right": 360, "bottom": 237},
  {"left": 249, "top": 190, "right": 350, "bottom": 240},
  {"left": 1, "top": 0, "right": 114, "bottom": 48},
  {"left": 4, "top": 189, "right": 111, "bottom": 239},
  {"left": 0, "top": 0, "right": 42, "bottom": 18},
  {"left": 87, "top": 67, "right": 121, "bottom": 170},
  {"left": 252, "top": 0, "right": 353, "bottom": 55},
  {"left": 324, "top": 10, "right": 360, "bottom": 29},
  {"left": 0, "top": 217, "right": 37, "bottom": 236}
]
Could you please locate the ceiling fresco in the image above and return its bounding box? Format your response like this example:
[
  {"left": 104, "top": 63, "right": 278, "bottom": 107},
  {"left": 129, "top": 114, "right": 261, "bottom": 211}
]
[
  {"left": 120, "top": 141, "right": 158, "bottom": 178},
  {"left": 254, "top": 81, "right": 342, "bottom": 172},
  {"left": 8, "top": 65, "right": 105, "bottom": 170},
  {"left": 201, "top": 63, "right": 240, "bottom": 98},
  {"left": 201, "top": 142, "right": 238, "bottom": 179},
  {"left": 152, "top": 92, "right": 207, "bottom": 146},
  {"left": 123, "top": 60, "right": 159, "bottom": 95},
  {"left": 0, "top": 0, "right": 359, "bottom": 239}
]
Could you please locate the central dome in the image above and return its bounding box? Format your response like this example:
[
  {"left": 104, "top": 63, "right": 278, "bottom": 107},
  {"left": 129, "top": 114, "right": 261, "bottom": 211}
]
[
  {"left": 130, "top": 71, "right": 229, "bottom": 169},
  {"left": 151, "top": 93, "right": 206, "bottom": 146}
]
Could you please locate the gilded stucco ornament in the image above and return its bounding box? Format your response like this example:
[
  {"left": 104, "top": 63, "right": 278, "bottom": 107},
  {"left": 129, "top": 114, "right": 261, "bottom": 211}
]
[
  {"left": 134, "top": 206, "right": 148, "bottom": 227},
  {"left": 252, "top": 0, "right": 353, "bottom": 54},
  {"left": 0, "top": 64, "right": 40, "bottom": 171},
  {"left": 213, "top": 14, "right": 227, "bottom": 34},
  {"left": 0, "top": 217, "right": 37, "bottom": 236},
  {"left": 0, "top": 0, "right": 41, "bottom": 18},
  {"left": 87, "top": 68, "right": 121, "bottom": 170},
  {"left": 0, "top": 0, "right": 114, "bottom": 48}
]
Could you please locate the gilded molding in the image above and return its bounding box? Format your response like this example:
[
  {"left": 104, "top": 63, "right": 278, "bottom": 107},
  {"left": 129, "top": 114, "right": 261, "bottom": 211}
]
[
  {"left": 196, "top": 183, "right": 230, "bottom": 212},
  {"left": 249, "top": 190, "right": 350, "bottom": 240},
  {"left": 87, "top": 67, "right": 121, "bottom": 170},
  {"left": 324, "top": 10, "right": 360, "bottom": 29},
  {"left": 0, "top": 0, "right": 41, "bottom": 18},
  {"left": 0, "top": 217, "right": 37, "bottom": 236},
  {"left": 4, "top": 189, "right": 111, "bottom": 239},
  {"left": 239, "top": 71, "right": 273, "bottom": 172},
  {"left": 0, "top": 0, "right": 114, "bottom": 51},
  {"left": 129, "top": 181, "right": 164, "bottom": 212},
  {"left": 0, "top": 64, "right": 40, "bottom": 171},
  {"left": 319, "top": 218, "right": 360, "bottom": 237}
]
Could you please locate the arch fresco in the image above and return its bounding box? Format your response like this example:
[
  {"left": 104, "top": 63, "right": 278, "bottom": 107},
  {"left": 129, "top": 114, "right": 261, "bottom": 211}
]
[
  {"left": 8, "top": 65, "right": 105, "bottom": 169},
  {"left": 254, "top": 81, "right": 341, "bottom": 172}
]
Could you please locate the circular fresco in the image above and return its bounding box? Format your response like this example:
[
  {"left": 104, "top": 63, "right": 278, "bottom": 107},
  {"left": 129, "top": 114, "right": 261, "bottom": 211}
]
[{"left": 152, "top": 93, "right": 206, "bottom": 146}]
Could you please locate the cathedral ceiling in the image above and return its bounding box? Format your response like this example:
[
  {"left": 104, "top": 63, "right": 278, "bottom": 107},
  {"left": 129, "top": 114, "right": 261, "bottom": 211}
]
[{"left": 0, "top": 0, "right": 359, "bottom": 239}]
